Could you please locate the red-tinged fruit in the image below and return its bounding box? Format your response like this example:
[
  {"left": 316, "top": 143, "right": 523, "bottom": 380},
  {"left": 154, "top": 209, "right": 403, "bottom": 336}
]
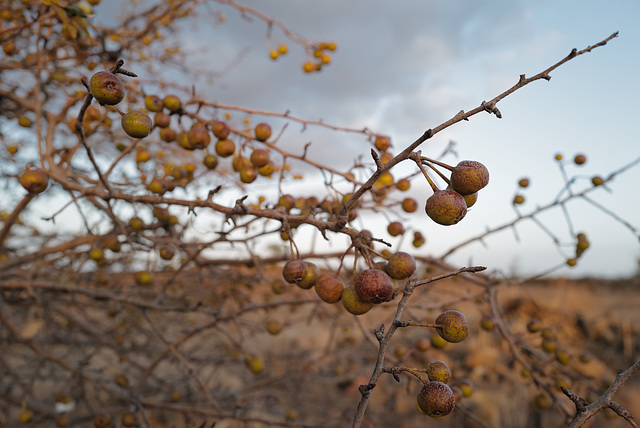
[
  {"left": 386, "top": 251, "right": 416, "bottom": 280},
  {"left": 315, "top": 274, "right": 344, "bottom": 303},
  {"left": 449, "top": 160, "right": 489, "bottom": 195},
  {"left": 416, "top": 381, "right": 455, "bottom": 417},
  {"left": 354, "top": 269, "right": 394, "bottom": 304}
]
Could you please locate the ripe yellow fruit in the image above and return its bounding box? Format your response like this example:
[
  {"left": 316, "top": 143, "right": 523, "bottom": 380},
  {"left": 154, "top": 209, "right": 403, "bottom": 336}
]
[
  {"left": 18, "top": 116, "right": 33, "bottom": 128},
  {"left": 144, "top": 95, "right": 164, "bottom": 112},
  {"left": 162, "top": 95, "right": 182, "bottom": 113},
  {"left": 19, "top": 169, "right": 49, "bottom": 194},
  {"left": 121, "top": 111, "right": 152, "bottom": 138},
  {"left": 254, "top": 123, "right": 272, "bottom": 141}
]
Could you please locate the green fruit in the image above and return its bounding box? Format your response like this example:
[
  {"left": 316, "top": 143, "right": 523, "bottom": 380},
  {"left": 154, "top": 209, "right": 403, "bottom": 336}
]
[
  {"left": 19, "top": 169, "right": 49, "bottom": 194},
  {"left": 425, "top": 190, "right": 467, "bottom": 226},
  {"left": 89, "top": 71, "right": 125, "bottom": 105},
  {"left": 254, "top": 122, "right": 272, "bottom": 141},
  {"left": 314, "top": 274, "right": 344, "bottom": 303},
  {"left": 296, "top": 262, "right": 318, "bottom": 289},
  {"left": 435, "top": 310, "right": 468, "bottom": 343},
  {"left": 416, "top": 381, "right": 455, "bottom": 417},
  {"left": 354, "top": 269, "right": 394, "bottom": 304},
  {"left": 449, "top": 160, "right": 489, "bottom": 195},
  {"left": 121, "top": 111, "right": 152, "bottom": 138},
  {"left": 425, "top": 360, "right": 451, "bottom": 384},
  {"left": 282, "top": 259, "right": 308, "bottom": 284},
  {"left": 341, "top": 286, "right": 373, "bottom": 315},
  {"left": 386, "top": 251, "right": 416, "bottom": 280}
]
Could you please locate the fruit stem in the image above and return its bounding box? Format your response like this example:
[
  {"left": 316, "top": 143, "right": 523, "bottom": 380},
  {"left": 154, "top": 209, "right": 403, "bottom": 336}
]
[
  {"left": 421, "top": 156, "right": 454, "bottom": 171},
  {"left": 416, "top": 161, "right": 440, "bottom": 193},
  {"left": 423, "top": 161, "right": 451, "bottom": 185}
]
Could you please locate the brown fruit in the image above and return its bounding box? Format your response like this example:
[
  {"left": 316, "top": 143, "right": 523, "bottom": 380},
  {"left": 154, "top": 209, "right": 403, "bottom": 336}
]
[
  {"left": 121, "top": 412, "right": 138, "bottom": 427},
  {"left": 121, "top": 111, "right": 152, "bottom": 138},
  {"left": 154, "top": 112, "right": 171, "bottom": 128},
  {"left": 93, "top": 414, "right": 111, "bottom": 428},
  {"left": 435, "top": 310, "right": 468, "bottom": 343},
  {"left": 386, "top": 251, "right": 416, "bottom": 280},
  {"left": 387, "top": 221, "right": 404, "bottom": 236},
  {"left": 282, "top": 259, "right": 309, "bottom": 284},
  {"left": 449, "top": 160, "right": 489, "bottom": 195},
  {"left": 211, "top": 121, "right": 231, "bottom": 139},
  {"left": 354, "top": 269, "right": 394, "bottom": 304},
  {"left": 159, "top": 127, "right": 177, "bottom": 142},
  {"left": 341, "top": 286, "right": 373, "bottom": 315},
  {"left": 412, "top": 231, "right": 426, "bottom": 247},
  {"left": 480, "top": 314, "right": 496, "bottom": 331},
  {"left": 215, "top": 139, "right": 235, "bottom": 157},
  {"left": 518, "top": 178, "right": 530, "bottom": 188},
  {"left": 187, "top": 124, "right": 211, "bottom": 149},
  {"left": 203, "top": 154, "right": 219, "bottom": 170},
  {"left": 250, "top": 149, "right": 270, "bottom": 168},
  {"left": 19, "top": 169, "right": 49, "bottom": 194},
  {"left": 401, "top": 197, "right": 418, "bottom": 213},
  {"left": 574, "top": 153, "right": 587, "bottom": 165},
  {"left": 416, "top": 381, "right": 455, "bottom": 417},
  {"left": 159, "top": 245, "right": 175, "bottom": 260},
  {"left": 425, "top": 190, "right": 467, "bottom": 226},
  {"left": 89, "top": 71, "right": 125, "bottom": 105},
  {"left": 254, "top": 123, "right": 272, "bottom": 141},
  {"left": 315, "top": 274, "right": 344, "bottom": 303}
]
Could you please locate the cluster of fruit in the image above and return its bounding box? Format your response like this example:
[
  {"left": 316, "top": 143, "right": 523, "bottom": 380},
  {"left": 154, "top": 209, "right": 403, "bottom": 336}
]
[
  {"left": 419, "top": 158, "right": 490, "bottom": 226},
  {"left": 302, "top": 41, "right": 337, "bottom": 73},
  {"left": 280, "top": 251, "right": 417, "bottom": 315}
]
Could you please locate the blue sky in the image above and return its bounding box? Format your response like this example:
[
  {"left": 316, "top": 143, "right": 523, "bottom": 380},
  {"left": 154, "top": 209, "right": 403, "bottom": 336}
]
[{"left": 100, "top": 1, "right": 640, "bottom": 278}]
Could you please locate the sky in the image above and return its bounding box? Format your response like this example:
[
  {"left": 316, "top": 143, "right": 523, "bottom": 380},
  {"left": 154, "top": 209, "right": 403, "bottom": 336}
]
[{"left": 97, "top": 1, "right": 640, "bottom": 278}]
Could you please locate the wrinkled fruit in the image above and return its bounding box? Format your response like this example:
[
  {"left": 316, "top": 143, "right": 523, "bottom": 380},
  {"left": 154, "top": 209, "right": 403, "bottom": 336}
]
[
  {"left": 435, "top": 310, "right": 469, "bottom": 343},
  {"left": 89, "top": 71, "right": 125, "bottom": 105},
  {"left": 354, "top": 269, "right": 394, "bottom": 304},
  {"left": 425, "top": 190, "right": 467, "bottom": 226},
  {"left": 417, "top": 381, "right": 455, "bottom": 417}
]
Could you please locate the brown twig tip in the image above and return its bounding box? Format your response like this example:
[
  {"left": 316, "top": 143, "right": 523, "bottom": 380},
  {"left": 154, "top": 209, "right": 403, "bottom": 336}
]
[{"left": 561, "top": 387, "right": 588, "bottom": 412}]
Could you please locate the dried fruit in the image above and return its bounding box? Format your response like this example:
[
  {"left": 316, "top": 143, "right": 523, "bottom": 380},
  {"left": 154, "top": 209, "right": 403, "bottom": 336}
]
[{"left": 282, "top": 259, "right": 308, "bottom": 284}]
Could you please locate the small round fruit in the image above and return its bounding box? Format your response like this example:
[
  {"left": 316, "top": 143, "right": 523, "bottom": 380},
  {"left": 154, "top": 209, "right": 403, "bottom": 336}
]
[
  {"left": 89, "top": 71, "right": 125, "bottom": 105},
  {"left": 396, "top": 178, "right": 410, "bottom": 191},
  {"left": 254, "top": 123, "right": 272, "bottom": 141},
  {"left": 121, "top": 412, "right": 138, "bottom": 427},
  {"left": 341, "top": 286, "right": 373, "bottom": 315},
  {"left": 211, "top": 120, "right": 231, "bottom": 139},
  {"left": 425, "top": 190, "right": 467, "bottom": 226},
  {"left": 134, "top": 271, "right": 154, "bottom": 285},
  {"left": 144, "top": 95, "right": 164, "bottom": 112},
  {"left": 315, "top": 274, "right": 344, "bottom": 303},
  {"left": 401, "top": 197, "right": 418, "bottom": 213},
  {"left": 413, "top": 231, "right": 426, "bottom": 248},
  {"left": 518, "top": 178, "right": 530, "bottom": 188},
  {"left": 159, "top": 245, "right": 175, "bottom": 260},
  {"left": 159, "top": 127, "right": 177, "bottom": 142},
  {"left": 463, "top": 192, "right": 478, "bottom": 208},
  {"left": 162, "top": 95, "right": 182, "bottom": 113},
  {"left": 458, "top": 379, "right": 474, "bottom": 397},
  {"left": 513, "top": 194, "right": 525, "bottom": 205},
  {"left": 19, "top": 169, "right": 49, "bottom": 194},
  {"left": 354, "top": 269, "right": 394, "bottom": 304},
  {"left": 266, "top": 320, "right": 282, "bottom": 335},
  {"left": 574, "top": 154, "right": 587, "bottom": 165},
  {"left": 425, "top": 360, "right": 451, "bottom": 384},
  {"left": 282, "top": 259, "right": 309, "bottom": 284},
  {"left": 121, "top": 111, "right": 152, "bottom": 138},
  {"left": 187, "top": 124, "right": 211, "bottom": 149},
  {"left": 250, "top": 149, "right": 270, "bottom": 168},
  {"left": 450, "top": 160, "right": 489, "bottom": 195},
  {"left": 387, "top": 221, "right": 404, "bottom": 236},
  {"left": 435, "top": 310, "right": 468, "bottom": 343},
  {"left": 203, "top": 154, "right": 219, "bottom": 170},
  {"left": 374, "top": 135, "right": 391, "bottom": 151},
  {"left": 215, "top": 139, "right": 235, "bottom": 157},
  {"left": 386, "top": 251, "right": 416, "bottom": 280},
  {"left": 591, "top": 176, "right": 604, "bottom": 186},
  {"left": 154, "top": 112, "right": 171, "bottom": 128},
  {"left": 89, "top": 247, "right": 104, "bottom": 261},
  {"left": 239, "top": 166, "right": 258, "bottom": 183},
  {"left": 244, "top": 355, "right": 264, "bottom": 374},
  {"left": 18, "top": 116, "right": 33, "bottom": 128},
  {"left": 297, "top": 262, "right": 318, "bottom": 289},
  {"left": 416, "top": 381, "right": 455, "bottom": 417},
  {"left": 480, "top": 314, "right": 496, "bottom": 331}
]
